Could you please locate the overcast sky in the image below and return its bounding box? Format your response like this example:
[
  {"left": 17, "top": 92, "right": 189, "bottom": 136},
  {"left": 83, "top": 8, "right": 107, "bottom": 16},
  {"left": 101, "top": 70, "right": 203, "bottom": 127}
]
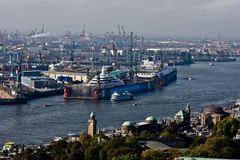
[{"left": 0, "top": 0, "right": 240, "bottom": 38}]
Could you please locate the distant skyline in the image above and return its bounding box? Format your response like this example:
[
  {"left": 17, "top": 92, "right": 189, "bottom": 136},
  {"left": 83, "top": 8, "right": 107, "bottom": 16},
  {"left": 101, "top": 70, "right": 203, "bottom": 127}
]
[{"left": 0, "top": 0, "right": 240, "bottom": 39}]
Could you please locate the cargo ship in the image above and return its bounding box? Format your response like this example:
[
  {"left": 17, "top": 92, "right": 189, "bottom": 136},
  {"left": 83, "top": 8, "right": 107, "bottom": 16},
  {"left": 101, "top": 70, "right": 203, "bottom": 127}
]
[{"left": 64, "top": 59, "right": 177, "bottom": 100}]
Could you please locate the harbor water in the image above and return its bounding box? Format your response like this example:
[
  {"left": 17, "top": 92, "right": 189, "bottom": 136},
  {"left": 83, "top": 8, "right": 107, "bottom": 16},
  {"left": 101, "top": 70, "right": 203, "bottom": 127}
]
[{"left": 1, "top": 60, "right": 240, "bottom": 145}]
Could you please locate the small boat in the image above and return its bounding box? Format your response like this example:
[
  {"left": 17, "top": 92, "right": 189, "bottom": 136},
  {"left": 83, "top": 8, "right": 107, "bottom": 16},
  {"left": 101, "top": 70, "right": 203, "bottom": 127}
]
[
  {"left": 44, "top": 104, "right": 53, "bottom": 107},
  {"left": 209, "top": 62, "right": 214, "bottom": 66},
  {"left": 110, "top": 91, "right": 134, "bottom": 101},
  {"left": 184, "top": 76, "right": 193, "bottom": 81}
]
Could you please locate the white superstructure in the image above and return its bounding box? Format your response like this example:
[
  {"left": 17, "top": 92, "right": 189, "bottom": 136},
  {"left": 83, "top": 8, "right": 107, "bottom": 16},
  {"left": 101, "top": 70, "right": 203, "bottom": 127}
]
[
  {"left": 136, "top": 58, "right": 174, "bottom": 79},
  {"left": 87, "top": 66, "right": 124, "bottom": 89}
]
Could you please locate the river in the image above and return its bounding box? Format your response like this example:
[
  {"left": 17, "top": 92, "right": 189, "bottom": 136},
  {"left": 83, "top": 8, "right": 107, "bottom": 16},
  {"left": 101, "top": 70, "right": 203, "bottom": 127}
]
[{"left": 0, "top": 60, "right": 240, "bottom": 145}]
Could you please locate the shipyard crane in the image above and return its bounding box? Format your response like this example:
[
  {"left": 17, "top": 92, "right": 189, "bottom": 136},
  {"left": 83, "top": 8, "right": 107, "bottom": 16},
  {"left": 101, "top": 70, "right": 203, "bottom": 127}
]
[
  {"left": 80, "top": 24, "right": 86, "bottom": 40},
  {"left": 41, "top": 24, "right": 45, "bottom": 33},
  {"left": 117, "top": 25, "right": 121, "bottom": 36},
  {"left": 121, "top": 26, "right": 126, "bottom": 36}
]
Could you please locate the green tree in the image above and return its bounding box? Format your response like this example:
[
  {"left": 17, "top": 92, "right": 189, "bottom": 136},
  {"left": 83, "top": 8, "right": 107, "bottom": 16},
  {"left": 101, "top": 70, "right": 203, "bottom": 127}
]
[
  {"left": 1, "top": 150, "right": 9, "bottom": 157},
  {"left": 14, "top": 148, "right": 35, "bottom": 160},
  {"left": 114, "top": 153, "right": 139, "bottom": 160},
  {"left": 99, "top": 136, "right": 141, "bottom": 160},
  {"left": 80, "top": 134, "right": 95, "bottom": 149},
  {"left": 220, "top": 146, "right": 239, "bottom": 159},
  {"left": 85, "top": 143, "right": 100, "bottom": 160},
  {"left": 212, "top": 117, "right": 239, "bottom": 138},
  {"left": 48, "top": 140, "right": 68, "bottom": 160},
  {"left": 160, "top": 127, "right": 176, "bottom": 138},
  {"left": 67, "top": 141, "right": 84, "bottom": 160},
  {"left": 141, "top": 150, "right": 180, "bottom": 160},
  {"left": 186, "top": 136, "right": 240, "bottom": 158},
  {"left": 186, "top": 145, "right": 209, "bottom": 158},
  {"left": 34, "top": 148, "right": 51, "bottom": 160},
  {"left": 188, "top": 136, "right": 207, "bottom": 149}
]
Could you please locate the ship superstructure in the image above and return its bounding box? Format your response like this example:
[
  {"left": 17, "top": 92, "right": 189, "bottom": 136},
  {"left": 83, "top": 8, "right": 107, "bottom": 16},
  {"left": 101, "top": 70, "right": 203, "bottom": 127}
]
[
  {"left": 86, "top": 66, "right": 124, "bottom": 89},
  {"left": 136, "top": 57, "right": 175, "bottom": 80}
]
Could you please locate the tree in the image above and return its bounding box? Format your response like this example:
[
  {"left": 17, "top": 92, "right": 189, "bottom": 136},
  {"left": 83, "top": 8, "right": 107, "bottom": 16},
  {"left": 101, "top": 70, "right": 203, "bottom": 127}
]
[
  {"left": 160, "top": 127, "right": 176, "bottom": 138},
  {"left": 34, "top": 148, "right": 51, "bottom": 160},
  {"left": 67, "top": 141, "right": 84, "bottom": 160},
  {"left": 186, "top": 145, "right": 209, "bottom": 158},
  {"left": 188, "top": 136, "right": 207, "bottom": 149},
  {"left": 220, "top": 146, "right": 239, "bottom": 159},
  {"left": 186, "top": 136, "right": 240, "bottom": 158},
  {"left": 212, "top": 117, "right": 239, "bottom": 138},
  {"left": 99, "top": 136, "right": 141, "bottom": 160},
  {"left": 48, "top": 140, "right": 68, "bottom": 160},
  {"left": 113, "top": 153, "right": 139, "bottom": 160},
  {"left": 1, "top": 150, "right": 9, "bottom": 157},
  {"left": 14, "top": 148, "right": 35, "bottom": 160},
  {"left": 84, "top": 143, "right": 100, "bottom": 160},
  {"left": 80, "top": 134, "right": 95, "bottom": 149},
  {"left": 141, "top": 150, "right": 181, "bottom": 160}
]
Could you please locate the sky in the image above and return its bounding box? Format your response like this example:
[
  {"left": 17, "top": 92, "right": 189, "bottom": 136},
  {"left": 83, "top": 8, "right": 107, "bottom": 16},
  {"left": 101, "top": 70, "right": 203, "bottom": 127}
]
[{"left": 0, "top": 0, "right": 240, "bottom": 38}]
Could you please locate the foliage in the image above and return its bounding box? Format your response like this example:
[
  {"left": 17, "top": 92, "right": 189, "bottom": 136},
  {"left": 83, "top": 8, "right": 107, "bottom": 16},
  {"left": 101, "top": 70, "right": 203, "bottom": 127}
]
[
  {"left": 141, "top": 149, "right": 181, "bottom": 160},
  {"left": 212, "top": 117, "right": 239, "bottom": 138},
  {"left": 113, "top": 153, "right": 139, "bottom": 160},
  {"left": 14, "top": 148, "right": 49, "bottom": 160},
  {"left": 84, "top": 143, "right": 100, "bottom": 160},
  {"left": 185, "top": 136, "right": 240, "bottom": 159},
  {"left": 138, "top": 131, "right": 161, "bottom": 139},
  {"left": 188, "top": 136, "right": 207, "bottom": 149},
  {"left": 160, "top": 127, "right": 176, "bottom": 138},
  {"left": 99, "top": 136, "right": 141, "bottom": 160},
  {"left": 1, "top": 150, "right": 9, "bottom": 157},
  {"left": 67, "top": 141, "right": 84, "bottom": 160}
]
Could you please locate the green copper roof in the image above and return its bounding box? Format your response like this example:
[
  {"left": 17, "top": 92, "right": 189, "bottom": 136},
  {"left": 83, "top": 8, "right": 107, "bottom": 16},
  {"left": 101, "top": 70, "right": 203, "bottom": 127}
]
[
  {"left": 122, "top": 121, "right": 133, "bottom": 127},
  {"left": 90, "top": 111, "right": 95, "bottom": 119},
  {"left": 145, "top": 116, "right": 157, "bottom": 122}
]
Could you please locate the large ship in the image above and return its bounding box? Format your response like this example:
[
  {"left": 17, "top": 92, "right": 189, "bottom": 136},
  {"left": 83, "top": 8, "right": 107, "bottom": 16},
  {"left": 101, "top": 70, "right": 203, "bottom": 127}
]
[
  {"left": 136, "top": 57, "right": 176, "bottom": 86},
  {"left": 64, "top": 59, "right": 177, "bottom": 100}
]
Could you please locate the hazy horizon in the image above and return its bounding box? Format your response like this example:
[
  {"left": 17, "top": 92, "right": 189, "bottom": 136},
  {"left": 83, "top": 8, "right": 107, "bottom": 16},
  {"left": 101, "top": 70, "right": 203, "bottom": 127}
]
[{"left": 0, "top": 0, "right": 240, "bottom": 39}]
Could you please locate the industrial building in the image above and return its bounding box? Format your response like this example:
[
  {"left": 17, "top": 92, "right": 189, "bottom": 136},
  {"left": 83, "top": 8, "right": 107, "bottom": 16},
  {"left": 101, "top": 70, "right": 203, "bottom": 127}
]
[
  {"left": 21, "top": 71, "right": 57, "bottom": 89},
  {"left": 43, "top": 71, "right": 88, "bottom": 83}
]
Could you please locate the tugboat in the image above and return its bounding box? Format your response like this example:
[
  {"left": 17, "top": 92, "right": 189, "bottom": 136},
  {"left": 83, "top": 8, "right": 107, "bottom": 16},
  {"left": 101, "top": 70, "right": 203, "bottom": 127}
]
[{"left": 110, "top": 91, "right": 134, "bottom": 101}]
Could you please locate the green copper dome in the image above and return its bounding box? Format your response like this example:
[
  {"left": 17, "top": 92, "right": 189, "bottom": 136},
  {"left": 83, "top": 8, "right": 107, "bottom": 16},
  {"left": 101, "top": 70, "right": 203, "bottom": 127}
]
[
  {"left": 145, "top": 116, "right": 157, "bottom": 123},
  {"left": 90, "top": 111, "right": 95, "bottom": 119},
  {"left": 122, "top": 121, "right": 133, "bottom": 127}
]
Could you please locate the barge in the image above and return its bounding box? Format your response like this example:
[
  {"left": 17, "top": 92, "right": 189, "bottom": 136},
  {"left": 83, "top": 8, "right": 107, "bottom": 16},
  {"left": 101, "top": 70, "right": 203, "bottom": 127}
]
[{"left": 0, "top": 97, "right": 27, "bottom": 105}]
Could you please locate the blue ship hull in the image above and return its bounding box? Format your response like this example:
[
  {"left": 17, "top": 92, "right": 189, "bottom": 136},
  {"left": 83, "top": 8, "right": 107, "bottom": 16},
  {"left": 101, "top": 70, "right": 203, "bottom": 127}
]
[{"left": 101, "top": 81, "right": 155, "bottom": 99}]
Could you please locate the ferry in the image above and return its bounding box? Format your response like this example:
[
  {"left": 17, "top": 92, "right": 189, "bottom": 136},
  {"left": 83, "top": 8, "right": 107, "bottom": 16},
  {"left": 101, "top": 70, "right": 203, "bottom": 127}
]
[{"left": 110, "top": 91, "right": 133, "bottom": 101}]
